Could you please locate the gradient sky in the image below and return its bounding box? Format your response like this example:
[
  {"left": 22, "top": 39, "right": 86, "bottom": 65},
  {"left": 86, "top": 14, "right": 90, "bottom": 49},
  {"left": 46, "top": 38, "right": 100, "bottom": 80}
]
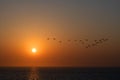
[{"left": 0, "top": 0, "right": 120, "bottom": 67}]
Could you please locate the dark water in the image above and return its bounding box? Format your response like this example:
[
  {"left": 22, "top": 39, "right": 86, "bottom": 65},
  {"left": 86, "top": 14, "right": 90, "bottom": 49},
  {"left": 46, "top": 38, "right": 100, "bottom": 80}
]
[{"left": 0, "top": 67, "right": 120, "bottom": 80}]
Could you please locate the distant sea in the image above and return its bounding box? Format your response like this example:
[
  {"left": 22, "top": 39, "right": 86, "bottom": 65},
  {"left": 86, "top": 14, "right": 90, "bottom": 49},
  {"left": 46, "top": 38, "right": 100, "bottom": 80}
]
[{"left": 0, "top": 67, "right": 120, "bottom": 80}]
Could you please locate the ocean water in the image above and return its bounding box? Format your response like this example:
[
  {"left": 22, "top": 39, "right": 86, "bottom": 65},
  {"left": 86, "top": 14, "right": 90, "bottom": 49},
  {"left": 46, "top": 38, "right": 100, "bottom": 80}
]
[{"left": 0, "top": 67, "right": 120, "bottom": 80}]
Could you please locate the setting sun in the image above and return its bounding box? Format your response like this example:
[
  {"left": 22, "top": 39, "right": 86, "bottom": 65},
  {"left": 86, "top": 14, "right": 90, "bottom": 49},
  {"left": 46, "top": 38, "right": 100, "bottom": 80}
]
[{"left": 32, "top": 48, "right": 37, "bottom": 53}]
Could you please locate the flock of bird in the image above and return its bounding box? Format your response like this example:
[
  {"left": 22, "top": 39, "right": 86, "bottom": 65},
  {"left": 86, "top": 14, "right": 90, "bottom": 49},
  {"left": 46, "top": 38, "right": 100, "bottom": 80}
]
[
  {"left": 85, "top": 38, "right": 109, "bottom": 48},
  {"left": 46, "top": 37, "right": 109, "bottom": 49}
]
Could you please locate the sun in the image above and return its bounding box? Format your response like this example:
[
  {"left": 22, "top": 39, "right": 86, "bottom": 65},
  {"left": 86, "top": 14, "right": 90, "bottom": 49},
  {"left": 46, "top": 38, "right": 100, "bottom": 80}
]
[{"left": 32, "top": 48, "right": 37, "bottom": 53}]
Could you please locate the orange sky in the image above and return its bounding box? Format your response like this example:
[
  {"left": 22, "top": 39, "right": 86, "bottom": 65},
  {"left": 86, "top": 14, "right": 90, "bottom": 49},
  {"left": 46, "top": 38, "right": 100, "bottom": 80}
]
[{"left": 0, "top": 0, "right": 120, "bottom": 67}]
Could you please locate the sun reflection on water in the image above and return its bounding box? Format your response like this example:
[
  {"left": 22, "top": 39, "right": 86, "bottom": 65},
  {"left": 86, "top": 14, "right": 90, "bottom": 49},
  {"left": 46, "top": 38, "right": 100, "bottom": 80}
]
[{"left": 28, "top": 68, "right": 40, "bottom": 80}]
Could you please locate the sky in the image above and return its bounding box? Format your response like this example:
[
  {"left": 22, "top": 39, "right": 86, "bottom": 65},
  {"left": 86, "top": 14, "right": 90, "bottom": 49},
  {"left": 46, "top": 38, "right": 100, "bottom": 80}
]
[{"left": 0, "top": 0, "right": 120, "bottom": 67}]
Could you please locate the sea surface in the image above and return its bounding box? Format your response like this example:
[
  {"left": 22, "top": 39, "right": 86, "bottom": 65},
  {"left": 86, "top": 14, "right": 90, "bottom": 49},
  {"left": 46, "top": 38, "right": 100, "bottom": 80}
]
[{"left": 0, "top": 67, "right": 120, "bottom": 80}]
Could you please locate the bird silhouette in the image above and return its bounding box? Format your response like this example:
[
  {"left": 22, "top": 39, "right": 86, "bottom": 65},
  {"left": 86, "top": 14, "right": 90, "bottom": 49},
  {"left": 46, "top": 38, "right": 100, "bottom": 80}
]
[
  {"left": 58, "top": 41, "right": 62, "bottom": 43},
  {"left": 101, "top": 38, "right": 105, "bottom": 41},
  {"left": 99, "top": 39, "right": 102, "bottom": 42},
  {"left": 94, "top": 40, "right": 98, "bottom": 42},
  {"left": 47, "top": 38, "right": 50, "bottom": 40},
  {"left": 79, "top": 40, "right": 82, "bottom": 41},
  {"left": 81, "top": 41, "right": 84, "bottom": 45},
  {"left": 85, "top": 39, "right": 88, "bottom": 41},
  {"left": 92, "top": 43, "right": 96, "bottom": 47},
  {"left": 74, "top": 40, "right": 77, "bottom": 42},
  {"left": 88, "top": 44, "right": 91, "bottom": 47},
  {"left": 105, "top": 38, "right": 109, "bottom": 41},
  {"left": 53, "top": 38, "right": 56, "bottom": 40},
  {"left": 86, "top": 46, "right": 88, "bottom": 48},
  {"left": 85, "top": 44, "right": 91, "bottom": 48},
  {"left": 67, "top": 40, "right": 71, "bottom": 42},
  {"left": 79, "top": 40, "right": 82, "bottom": 42}
]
